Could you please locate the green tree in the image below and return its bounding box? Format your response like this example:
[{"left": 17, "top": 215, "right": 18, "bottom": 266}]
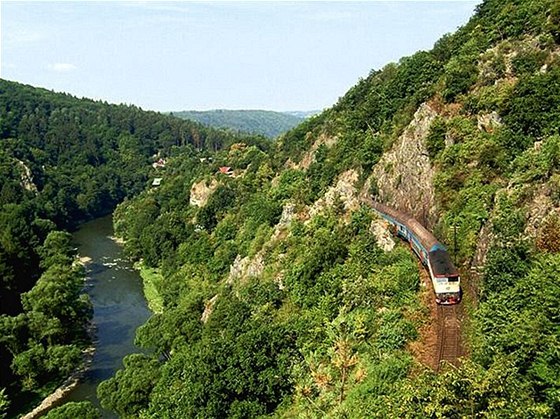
[
  {"left": 44, "top": 401, "right": 100, "bottom": 419},
  {"left": 39, "top": 231, "right": 75, "bottom": 269},
  {"left": 97, "top": 354, "right": 161, "bottom": 419}
]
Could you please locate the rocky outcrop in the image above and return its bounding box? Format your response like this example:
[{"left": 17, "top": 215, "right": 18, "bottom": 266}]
[
  {"left": 226, "top": 253, "right": 265, "bottom": 285},
  {"left": 278, "top": 202, "right": 297, "bottom": 227},
  {"left": 370, "top": 219, "right": 395, "bottom": 252},
  {"left": 288, "top": 133, "right": 338, "bottom": 170},
  {"left": 189, "top": 178, "right": 218, "bottom": 207},
  {"left": 368, "top": 102, "right": 438, "bottom": 228},
  {"left": 16, "top": 159, "right": 38, "bottom": 193},
  {"left": 524, "top": 183, "right": 559, "bottom": 238},
  {"left": 477, "top": 111, "right": 502, "bottom": 133},
  {"left": 309, "top": 169, "right": 360, "bottom": 220}
]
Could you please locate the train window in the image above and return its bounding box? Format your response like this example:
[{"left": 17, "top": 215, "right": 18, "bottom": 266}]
[{"left": 448, "top": 276, "right": 459, "bottom": 282}]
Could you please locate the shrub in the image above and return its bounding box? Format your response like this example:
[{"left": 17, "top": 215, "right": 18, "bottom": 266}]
[{"left": 426, "top": 118, "right": 447, "bottom": 159}]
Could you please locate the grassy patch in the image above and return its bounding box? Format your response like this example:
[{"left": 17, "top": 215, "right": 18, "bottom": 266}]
[{"left": 135, "top": 262, "right": 164, "bottom": 314}]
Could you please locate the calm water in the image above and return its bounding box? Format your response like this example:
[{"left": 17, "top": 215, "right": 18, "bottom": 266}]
[{"left": 60, "top": 215, "right": 151, "bottom": 417}]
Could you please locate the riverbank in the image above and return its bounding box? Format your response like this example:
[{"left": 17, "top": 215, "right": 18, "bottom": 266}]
[
  {"left": 135, "top": 261, "right": 164, "bottom": 314},
  {"left": 108, "top": 233, "right": 163, "bottom": 315}
]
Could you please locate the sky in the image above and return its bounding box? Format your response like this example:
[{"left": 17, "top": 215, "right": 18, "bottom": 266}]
[{"left": 1, "top": 1, "right": 480, "bottom": 112}]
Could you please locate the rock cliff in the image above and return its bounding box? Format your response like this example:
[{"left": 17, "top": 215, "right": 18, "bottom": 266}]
[{"left": 367, "top": 103, "right": 438, "bottom": 227}]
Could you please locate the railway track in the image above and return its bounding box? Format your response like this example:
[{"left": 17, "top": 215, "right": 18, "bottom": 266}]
[
  {"left": 436, "top": 304, "right": 460, "bottom": 370},
  {"left": 417, "top": 261, "right": 462, "bottom": 370},
  {"left": 366, "top": 199, "right": 464, "bottom": 370}
]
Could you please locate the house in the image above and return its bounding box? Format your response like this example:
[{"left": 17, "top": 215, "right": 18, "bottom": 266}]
[
  {"left": 152, "top": 178, "right": 162, "bottom": 187},
  {"left": 218, "top": 166, "right": 234, "bottom": 177}
]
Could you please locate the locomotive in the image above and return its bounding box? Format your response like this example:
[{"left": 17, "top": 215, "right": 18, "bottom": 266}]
[{"left": 368, "top": 200, "right": 461, "bottom": 305}]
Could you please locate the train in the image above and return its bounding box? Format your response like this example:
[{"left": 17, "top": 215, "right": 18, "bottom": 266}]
[{"left": 368, "top": 200, "right": 461, "bottom": 305}]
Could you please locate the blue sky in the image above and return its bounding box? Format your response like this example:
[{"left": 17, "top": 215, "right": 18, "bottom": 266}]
[{"left": 1, "top": 1, "right": 479, "bottom": 112}]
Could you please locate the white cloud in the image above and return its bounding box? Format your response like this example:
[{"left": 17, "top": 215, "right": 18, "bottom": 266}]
[
  {"left": 48, "top": 63, "right": 77, "bottom": 73},
  {"left": 5, "top": 28, "right": 45, "bottom": 45}
]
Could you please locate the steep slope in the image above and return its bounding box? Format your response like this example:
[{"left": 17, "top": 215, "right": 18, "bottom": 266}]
[
  {"left": 64, "top": 0, "right": 560, "bottom": 417},
  {"left": 173, "top": 109, "right": 304, "bottom": 138}
]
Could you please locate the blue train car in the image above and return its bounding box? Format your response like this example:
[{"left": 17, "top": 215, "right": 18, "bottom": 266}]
[{"left": 368, "top": 200, "right": 461, "bottom": 305}]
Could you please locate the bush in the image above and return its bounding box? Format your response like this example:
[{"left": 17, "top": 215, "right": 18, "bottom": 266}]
[
  {"left": 426, "top": 118, "right": 447, "bottom": 159},
  {"left": 536, "top": 213, "right": 560, "bottom": 253},
  {"left": 511, "top": 49, "right": 547, "bottom": 75},
  {"left": 44, "top": 401, "right": 100, "bottom": 419},
  {"left": 443, "top": 56, "right": 478, "bottom": 102},
  {"left": 502, "top": 67, "right": 560, "bottom": 139}
]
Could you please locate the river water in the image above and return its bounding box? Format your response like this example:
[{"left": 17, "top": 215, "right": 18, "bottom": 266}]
[{"left": 60, "top": 215, "right": 151, "bottom": 417}]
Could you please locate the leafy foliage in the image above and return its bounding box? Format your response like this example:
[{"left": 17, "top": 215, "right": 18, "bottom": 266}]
[
  {"left": 43, "top": 401, "right": 100, "bottom": 419},
  {"left": 99, "top": 1, "right": 560, "bottom": 417}
]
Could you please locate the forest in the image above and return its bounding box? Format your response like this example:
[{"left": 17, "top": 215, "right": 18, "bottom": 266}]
[
  {"left": 2, "top": 0, "right": 560, "bottom": 417},
  {"left": 173, "top": 109, "right": 305, "bottom": 138},
  {"left": 0, "top": 80, "right": 265, "bottom": 417}
]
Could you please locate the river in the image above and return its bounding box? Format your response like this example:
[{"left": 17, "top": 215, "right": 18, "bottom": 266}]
[{"left": 60, "top": 215, "right": 151, "bottom": 417}]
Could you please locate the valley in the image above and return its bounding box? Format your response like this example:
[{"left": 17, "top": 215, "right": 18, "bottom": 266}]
[{"left": 1, "top": 0, "right": 560, "bottom": 417}]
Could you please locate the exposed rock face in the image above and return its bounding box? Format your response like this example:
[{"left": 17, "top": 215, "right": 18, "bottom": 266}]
[
  {"left": 16, "top": 159, "right": 38, "bottom": 193},
  {"left": 369, "top": 102, "right": 438, "bottom": 228},
  {"left": 477, "top": 111, "right": 502, "bottom": 133},
  {"left": 525, "top": 184, "right": 559, "bottom": 238},
  {"left": 227, "top": 255, "right": 249, "bottom": 284},
  {"left": 278, "top": 202, "right": 297, "bottom": 227},
  {"left": 271, "top": 202, "right": 298, "bottom": 241},
  {"left": 309, "top": 169, "right": 360, "bottom": 219},
  {"left": 226, "top": 253, "right": 265, "bottom": 285},
  {"left": 189, "top": 178, "right": 218, "bottom": 207},
  {"left": 370, "top": 219, "right": 395, "bottom": 252},
  {"left": 246, "top": 253, "right": 265, "bottom": 278},
  {"left": 288, "top": 132, "right": 338, "bottom": 170},
  {"left": 227, "top": 201, "right": 301, "bottom": 287}
]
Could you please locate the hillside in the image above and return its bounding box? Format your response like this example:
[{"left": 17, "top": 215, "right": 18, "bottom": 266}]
[
  {"left": 2, "top": 0, "right": 560, "bottom": 417},
  {"left": 172, "top": 109, "right": 304, "bottom": 138},
  {"left": 98, "top": 0, "right": 560, "bottom": 417}
]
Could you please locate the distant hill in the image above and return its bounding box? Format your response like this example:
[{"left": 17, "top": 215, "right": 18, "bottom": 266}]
[
  {"left": 172, "top": 109, "right": 306, "bottom": 138},
  {"left": 283, "top": 110, "right": 321, "bottom": 119}
]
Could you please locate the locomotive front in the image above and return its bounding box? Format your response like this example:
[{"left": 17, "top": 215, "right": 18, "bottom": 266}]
[{"left": 428, "top": 244, "right": 461, "bottom": 304}]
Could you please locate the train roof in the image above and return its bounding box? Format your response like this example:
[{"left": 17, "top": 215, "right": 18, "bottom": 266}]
[
  {"left": 429, "top": 246, "right": 459, "bottom": 277},
  {"left": 368, "top": 200, "right": 438, "bottom": 249},
  {"left": 367, "top": 199, "right": 460, "bottom": 277}
]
